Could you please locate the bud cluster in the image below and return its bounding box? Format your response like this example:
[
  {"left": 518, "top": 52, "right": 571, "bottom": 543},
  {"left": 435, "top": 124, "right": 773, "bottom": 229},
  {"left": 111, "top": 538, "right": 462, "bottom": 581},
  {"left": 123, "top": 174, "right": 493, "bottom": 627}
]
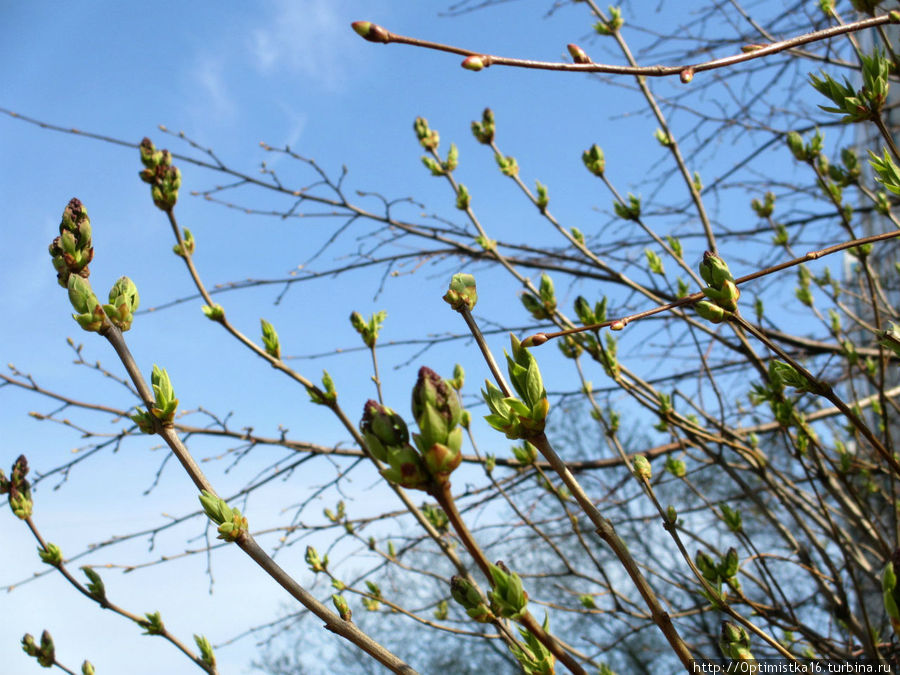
[
  {"left": 138, "top": 137, "right": 182, "bottom": 211},
  {"left": 695, "top": 252, "right": 740, "bottom": 324},
  {"left": 22, "top": 630, "right": 55, "bottom": 668},
  {"left": 359, "top": 365, "right": 465, "bottom": 491},
  {"left": 0, "top": 455, "right": 33, "bottom": 519},
  {"left": 450, "top": 575, "right": 494, "bottom": 623},
  {"left": 470, "top": 108, "right": 495, "bottom": 144},
  {"left": 718, "top": 621, "right": 754, "bottom": 661},
  {"left": 442, "top": 273, "right": 478, "bottom": 311},
  {"left": 198, "top": 490, "right": 248, "bottom": 542},
  {"left": 49, "top": 198, "right": 93, "bottom": 288},
  {"left": 131, "top": 365, "right": 179, "bottom": 432}
]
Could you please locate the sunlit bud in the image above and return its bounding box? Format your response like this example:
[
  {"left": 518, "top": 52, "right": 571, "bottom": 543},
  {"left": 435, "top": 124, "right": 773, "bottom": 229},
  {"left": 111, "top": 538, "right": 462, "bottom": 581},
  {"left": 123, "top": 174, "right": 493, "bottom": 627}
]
[
  {"left": 521, "top": 333, "right": 549, "bottom": 347},
  {"left": 582, "top": 144, "right": 605, "bottom": 176},
  {"left": 332, "top": 594, "right": 352, "bottom": 621},
  {"left": 38, "top": 543, "right": 62, "bottom": 566},
  {"left": 351, "top": 21, "right": 390, "bottom": 43},
  {"left": 443, "top": 273, "right": 478, "bottom": 311},
  {"left": 632, "top": 454, "right": 651, "bottom": 481},
  {"left": 462, "top": 55, "right": 488, "bottom": 71},
  {"left": 470, "top": 108, "right": 495, "bottom": 144},
  {"left": 680, "top": 68, "right": 694, "bottom": 83},
  {"left": 567, "top": 43, "right": 590, "bottom": 64},
  {"left": 104, "top": 276, "right": 140, "bottom": 331}
]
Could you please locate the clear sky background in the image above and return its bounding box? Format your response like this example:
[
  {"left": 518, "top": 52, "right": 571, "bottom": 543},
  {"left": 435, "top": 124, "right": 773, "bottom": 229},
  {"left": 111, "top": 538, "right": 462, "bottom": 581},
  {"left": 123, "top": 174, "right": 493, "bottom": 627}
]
[{"left": 0, "top": 1, "right": 824, "bottom": 673}]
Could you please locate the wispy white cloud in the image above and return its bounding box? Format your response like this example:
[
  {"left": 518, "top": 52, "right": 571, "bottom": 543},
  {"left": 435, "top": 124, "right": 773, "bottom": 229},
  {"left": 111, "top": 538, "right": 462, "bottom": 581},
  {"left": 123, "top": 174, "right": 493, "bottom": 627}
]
[
  {"left": 248, "top": 0, "right": 359, "bottom": 91},
  {"left": 188, "top": 55, "right": 235, "bottom": 122}
]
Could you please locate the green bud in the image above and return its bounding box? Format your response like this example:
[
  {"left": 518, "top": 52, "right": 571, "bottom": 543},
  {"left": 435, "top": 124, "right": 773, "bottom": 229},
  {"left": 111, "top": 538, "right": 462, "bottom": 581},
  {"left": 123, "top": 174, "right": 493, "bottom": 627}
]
[
  {"left": 38, "top": 543, "right": 62, "bottom": 566},
  {"left": 632, "top": 454, "right": 651, "bottom": 481},
  {"left": 488, "top": 561, "right": 528, "bottom": 620},
  {"left": 81, "top": 566, "right": 107, "bottom": 602},
  {"left": 360, "top": 400, "right": 409, "bottom": 462},
  {"left": 172, "top": 227, "right": 195, "bottom": 257},
  {"left": 198, "top": 490, "right": 247, "bottom": 542},
  {"left": 139, "top": 611, "right": 164, "bottom": 635},
  {"left": 443, "top": 273, "right": 478, "bottom": 311},
  {"left": 67, "top": 275, "right": 106, "bottom": 332},
  {"left": 462, "top": 55, "right": 488, "bottom": 71},
  {"left": 719, "top": 621, "right": 754, "bottom": 661},
  {"left": 664, "top": 457, "right": 686, "bottom": 478},
  {"left": 202, "top": 304, "right": 225, "bottom": 321},
  {"left": 422, "top": 442, "right": 462, "bottom": 482},
  {"left": 82, "top": 660, "right": 96, "bottom": 675},
  {"left": 260, "top": 318, "right": 281, "bottom": 358},
  {"left": 720, "top": 504, "right": 743, "bottom": 532},
  {"left": 694, "top": 300, "right": 729, "bottom": 323},
  {"left": 305, "top": 545, "right": 328, "bottom": 573},
  {"left": 194, "top": 635, "right": 216, "bottom": 668},
  {"left": 582, "top": 144, "right": 605, "bottom": 176},
  {"left": 696, "top": 550, "right": 719, "bottom": 584},
  {"left": 149, "top": 365, "right": 178, "bottom": 422},
  {"left": 470, "top": 108, "right": 495, "bottom": 144},
  {"left": 450, "top": 575, "right": 494, "bottom": 623},
  {"left": 351, "top": 21, "right": 390, "bottom": 44},
  {"left": 413, "top": 116, "right": 439, "bottom": 150},
  {"left": 104, "top": 276, "right": 140, "bottom": 331},
  {"left": 455, "top": 183, "right": 470, "bottom": 210},
  {"left": 333, "top": 594, "right": 352, "bottom": 621},
  {"left": 666, "top": 505, "right": 678, "bottom": 524}
]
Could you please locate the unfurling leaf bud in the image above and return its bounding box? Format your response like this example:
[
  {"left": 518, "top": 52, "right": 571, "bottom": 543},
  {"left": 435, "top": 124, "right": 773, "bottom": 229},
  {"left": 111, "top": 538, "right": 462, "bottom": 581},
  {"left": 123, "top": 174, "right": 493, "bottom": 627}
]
[
  {"left": 719, "top": 621, "right": 754, "bottom": 661},
  {"left": 104, "top": 276, "right": 140, "bottom": 331},
  {"left": 582, "top": 144, "right": 605, "bottom": 176},
  {"left": 138, "top": 611, "right": 165, "bottom": 635},
  {"left": 632, "top": 454, "right": 651, "bottom": 481},
  {"left": 414, "top": 116, "right": 439, "bottom": 150},
  {"left": 199, "top": 490, "right": 248, "bottom": 542},
  {"left": 194, "top": 635, "right": 216, "bottom": 668},
  {"left": 471, "top": 108, "right": 495, "bottom": 144},
  {"left": 202, "top": 304, "right": 225, "bottom": 321},
  {"left": 488, "top": 561, "right": 529, "bottom": 620},
  {"left": 260, "top": 319, "right": 281, "bottom": 358},
  {"left": 443, "top": 273, "right": 478, "bottom": 311},
  {"left": 67, "top": 275, "right": 106, "bottom": 332},
  {"left": 38, "top": 543, "right": 62, "bottom": 566},
  {"left": 450, "top": 576, "right": 495, "bottom": 623},
  {"left": 81, "top": 566, "right": 107, "bottom": 602}
]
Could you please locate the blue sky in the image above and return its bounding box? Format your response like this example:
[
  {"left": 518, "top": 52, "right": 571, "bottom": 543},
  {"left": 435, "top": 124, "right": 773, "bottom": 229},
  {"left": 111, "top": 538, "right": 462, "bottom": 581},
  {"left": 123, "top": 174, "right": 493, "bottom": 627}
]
[{"left": 0, "top": 1, "right": 832, "bottom": 673}]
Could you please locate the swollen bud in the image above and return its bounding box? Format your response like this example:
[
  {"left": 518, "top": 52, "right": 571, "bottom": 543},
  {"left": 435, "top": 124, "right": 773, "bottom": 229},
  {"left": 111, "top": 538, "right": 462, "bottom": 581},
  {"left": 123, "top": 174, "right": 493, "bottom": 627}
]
[
  {"left": 462, "top": 55, "right": 488, "bottom": 71},
  {"left": 582, "top": 144, "right": 605, "bottom": 176},
  {"left": 351, "top": 21, "right": 390, "bottom": 43},
  {"left": 567, "top": 43, "right": 591, "bottom": 64},
  {"left": 443, "top": 273, "right": 478, "bottom": 311}
]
